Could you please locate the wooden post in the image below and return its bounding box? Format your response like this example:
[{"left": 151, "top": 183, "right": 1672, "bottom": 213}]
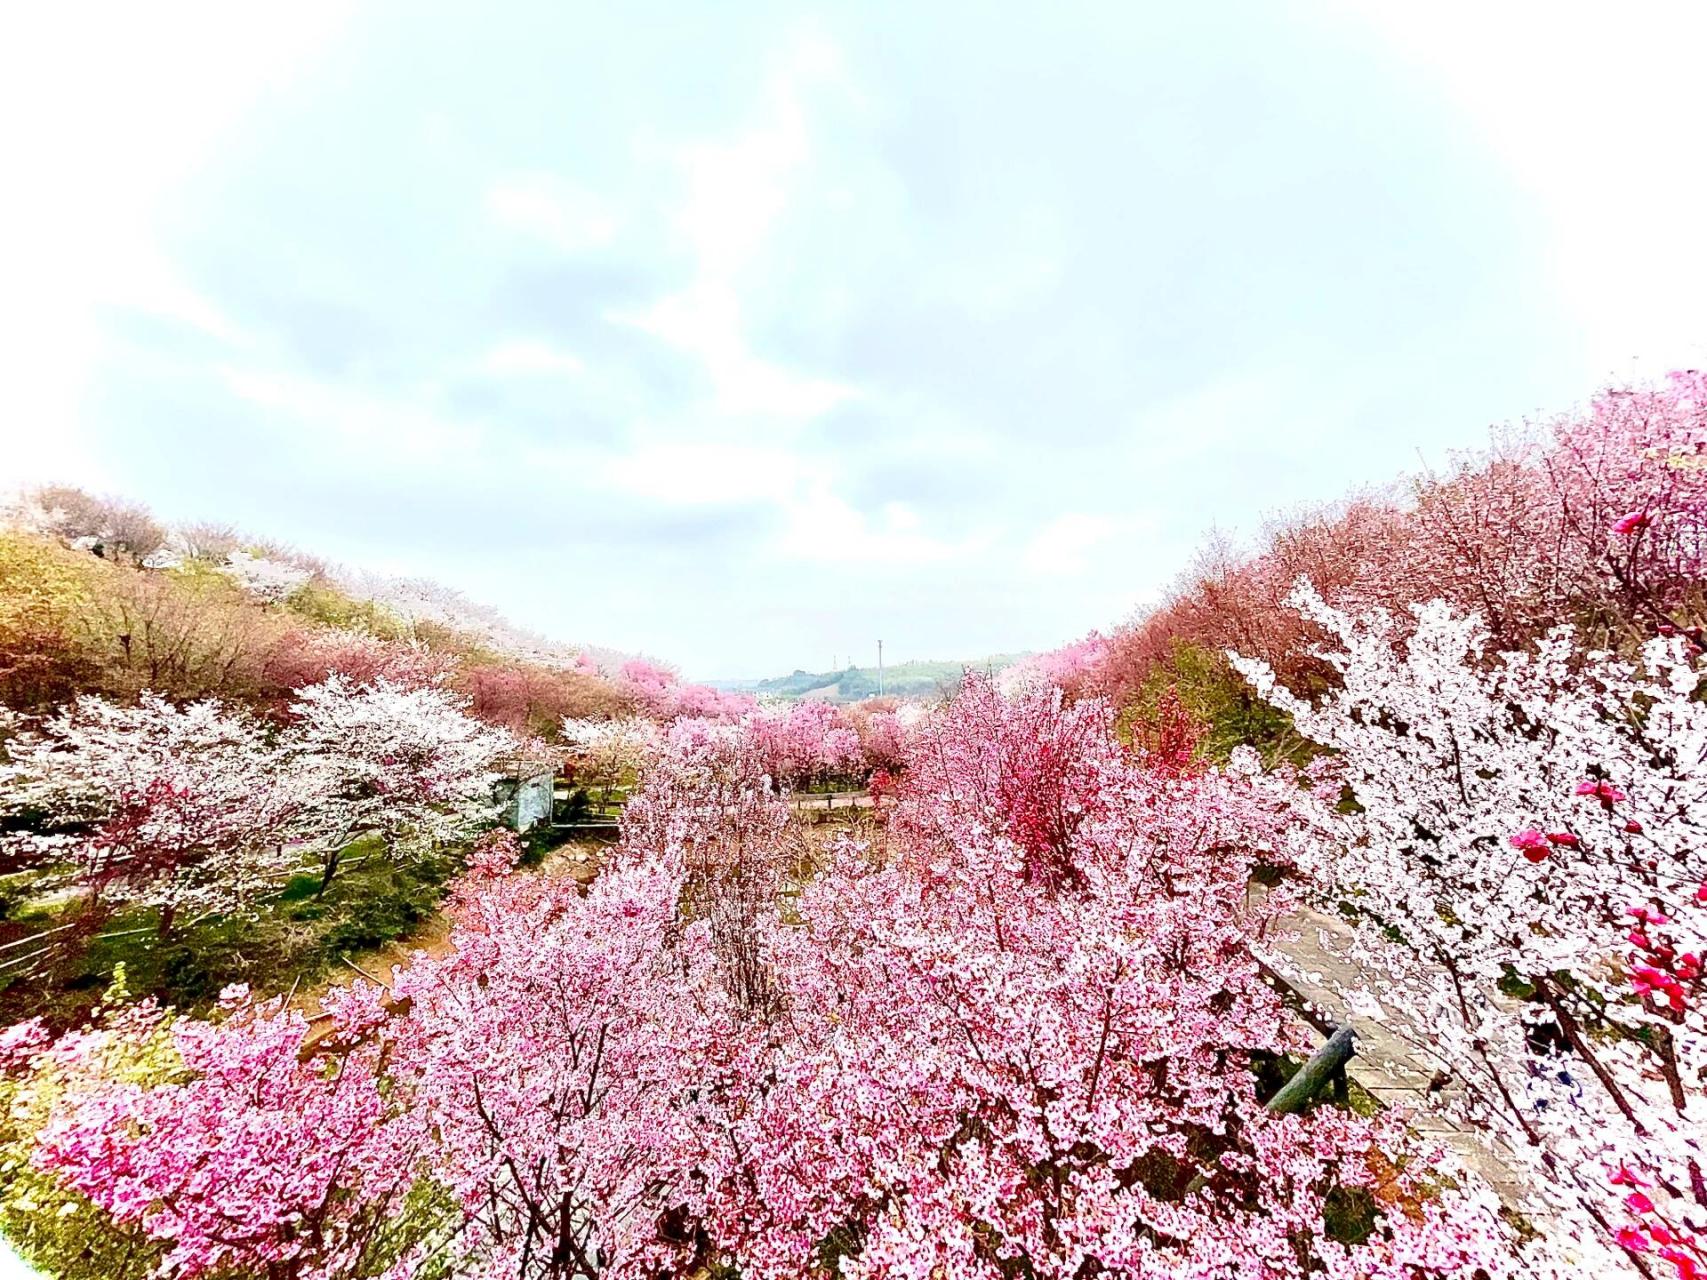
[
  {"left": 1185, "top": 1022, "right": 1359, "bottom": 1197},
  {"left": 1266, "top": 1023, "right": 1357, "bottom": 1115}
]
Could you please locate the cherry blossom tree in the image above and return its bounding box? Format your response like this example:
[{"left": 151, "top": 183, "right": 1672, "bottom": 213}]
[
  {"left": 458, "top": 662, "right": 631, "bottom": 737},
  {"left": 1544, "top": 369, "right": 1707, "bottom": 642},
  {"left": 0, "top": 693, "right": 310, "bottom": 931},
  {"left": 615, "top": 657, "right": 755, "bottom": 724},
  {"left": 615, "top": 657, "right": 682, "bottom": 718},
  {"left": 220, "top": 549, "right": 313, "bottom": 603},
  {"left": 283, "top": 676, "right": 517, "bottom": 888},
  {"left": 996, "top": 632, "right": 1112, "bottom": 700},
  {"left": 560, "top": 715, "right": 656, "bottom": 808},
  {"left": 1233, "top": 582, "right": 1707, "bottom": 1277},
  {"left": 389, "top": 854, "right": 723, "bottom": 1279},
  {"left": 621, "top": 714, "right": 806, "bottom": 1019},
  {"left": 29, "top": 983, "right": 433, "bottom": 1280},
  {"left": 258, "top": 627, "right": 455, "bottom": 704},
  {"left": 742, "top": 700, "right": 863, "bottom": 789},
  {"left": 16, "top": 486, "right": 168, "bottom": 566},
  {"left": 842, "top": 698, "right": 910, "bottom": 775},
  {"left": 0, "top": 677, "right": 518, "bottom": 920}
]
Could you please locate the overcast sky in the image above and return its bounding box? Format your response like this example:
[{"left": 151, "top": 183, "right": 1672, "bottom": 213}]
[{"left": 3, "top": 2, "right": 1706, "bottom": 679}]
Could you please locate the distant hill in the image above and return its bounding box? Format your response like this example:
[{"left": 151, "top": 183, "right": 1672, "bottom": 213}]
[{"left": 710, "top": 654, "right": 1028, "bottom": 703}]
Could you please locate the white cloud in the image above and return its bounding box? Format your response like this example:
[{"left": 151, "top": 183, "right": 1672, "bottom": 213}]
[
  {"left": 776, "top": 483, "right": 981, "bottom": 568},
  {"left": 480, "top": 338, "right": 586, "bottom": 379},
  {"left": 1342, "top": 0, "right": 1707, "bottom": 379},
  {"left": 597, "top": 434, "right": 979, "bottom": 569},
  {"left": 613, "top": 31, "right": 856, "bottom": 419},
  {"left": 218, "top": 365, "right": 484, "bottom": 465},
  {"left": 1021, "top": 514, "right": 1131, "bottom": 576},
  {"left": 623, "top": 287, "right": 851, "bottom": 419},
  {"left": 600, "top": 439, "right": 795, "bottom": 506},
  {"left": 485, "top": 175, "right": 618, "bottom": 253}
]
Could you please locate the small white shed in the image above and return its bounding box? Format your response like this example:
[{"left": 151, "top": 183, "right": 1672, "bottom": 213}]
[{"left": 494, "top": 755, "right": 557, "bottom": 833}]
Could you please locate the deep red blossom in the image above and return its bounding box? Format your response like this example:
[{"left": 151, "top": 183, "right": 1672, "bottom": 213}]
[
  {"left": 1630, "top": 966, "right": 1686, "bottom": 1012},
  {"left": 1510, "top": 828, "right": 1551, "bottom": 862},
  {"left": 1577, "top": 779, "right": 1629, "bottom": 803}
]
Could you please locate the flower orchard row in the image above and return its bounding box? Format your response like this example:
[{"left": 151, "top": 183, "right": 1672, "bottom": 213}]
[
  {"left": 0, "top": 677, "right": 520, "bottom": 928},
  {"left": 0, "top": 679, "right": 907, "bottom": 941}
]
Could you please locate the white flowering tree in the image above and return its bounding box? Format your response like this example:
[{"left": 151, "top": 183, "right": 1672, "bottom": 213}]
[
  {"left": 0, "top": 694, "right": 311, "bottom": 931},
  {"left": 560, "top": 714, "right": 656, "bottom": 809},
  {"left": 285, "top": 676, "right": 517, "bottom": 887},
  {"left": 1233, "top": 583, "right": 1707, "bottom": 1276},
  {"left": 219, "top": 550, "right": 311, "bottom": 603}
]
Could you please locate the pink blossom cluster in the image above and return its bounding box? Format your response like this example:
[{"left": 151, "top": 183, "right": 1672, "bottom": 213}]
[
  {"left": 19, "top": 675, "right": 1525, "bottom": 1279},
  {"left": 24, "top": 985, "right": 426, "bottom": 1280},
  {"left": 843, "top": 697, "right": 912, "bottom": 773},
  {"left": 740, "top": 699, "right": 864, "bottom": 788},
  {"left": 997, "top": 631, "right": 1112, "bottom": 700},
  {"left": 616, "top": 657, "right": 757, "bottom": 723}
]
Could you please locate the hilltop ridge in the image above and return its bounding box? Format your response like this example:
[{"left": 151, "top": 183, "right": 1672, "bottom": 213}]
[{"left": 709, "top": 654, "right": 1028, "bottom": 703}]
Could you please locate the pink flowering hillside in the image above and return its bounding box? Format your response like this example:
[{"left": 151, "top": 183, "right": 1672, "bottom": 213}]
[{"left": 1049, "top": 372, "right": 1707, "bottom": 758}]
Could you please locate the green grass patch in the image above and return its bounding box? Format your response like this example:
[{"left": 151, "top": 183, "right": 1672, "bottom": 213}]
[{"left": 0, "top": 842, "right": 466, "bottom": 1029}]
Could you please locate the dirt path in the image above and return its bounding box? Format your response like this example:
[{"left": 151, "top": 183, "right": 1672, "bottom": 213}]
[
  {"left": 289, "top": 839, "right": 611, "bottom": 1022},
  {"left": 1265, "top": 899, "right": 1532, "bottom": 1206}
]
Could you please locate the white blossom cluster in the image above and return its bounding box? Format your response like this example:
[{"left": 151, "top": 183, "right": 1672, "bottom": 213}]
[
  {"left": 1, "top": 679, "right": 518, "bottom": 918},
  {"left": 1235, "top": 582, "right": 1707, "bottom": 1274}
]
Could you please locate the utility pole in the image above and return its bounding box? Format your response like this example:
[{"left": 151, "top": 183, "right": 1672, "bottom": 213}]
[{"left": 878, "top": 639, "right": 884, "bottom": 696}]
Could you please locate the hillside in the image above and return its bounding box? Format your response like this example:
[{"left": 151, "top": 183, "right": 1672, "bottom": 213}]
[
  {"left": 712, "top": 653, "right": 1029, "bottom": 703},
  {"left": 0, "top": 487, "right": 657, "bottom": 740},
  {"left": 4, "top": 375, "right": 1706, "bottom": 1280}
]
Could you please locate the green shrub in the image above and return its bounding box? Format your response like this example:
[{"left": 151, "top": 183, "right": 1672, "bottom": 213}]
[
  {"left": 1122, "top": 641, "right": 1314, "bottom": 767},
  {"left": 284, "top": 580, "right": 409, "bottom": 640}
]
